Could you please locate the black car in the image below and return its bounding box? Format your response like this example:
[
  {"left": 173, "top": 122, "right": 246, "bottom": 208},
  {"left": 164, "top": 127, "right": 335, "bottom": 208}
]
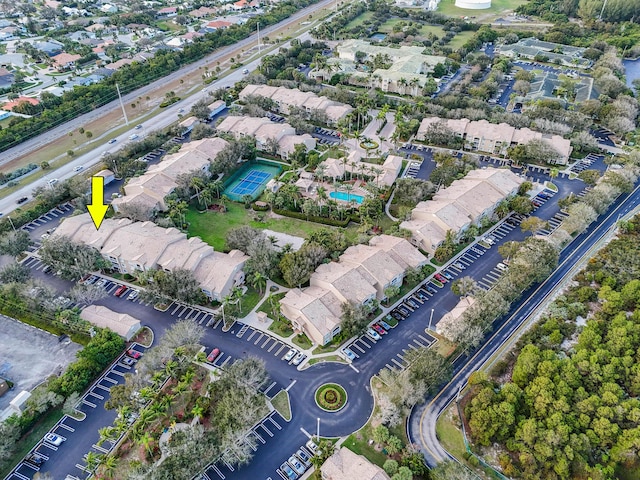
[
  {"left": 390, "top": 310, "right": 404, "bottom": 321},
  {"left": 397, "top": 305, "right": 411, "bottom": 317},
  {"left": 16, "top": 196, "right": 28, "bottom": 204},
  {"left": 392, "top": 307, "right": 408, "bottom": 318},
  {"left": 405, "top": 298, "right": 420, "bottom": 310},
  {"left": 505, "top": 218, "right": 518, "bottom": 226}
]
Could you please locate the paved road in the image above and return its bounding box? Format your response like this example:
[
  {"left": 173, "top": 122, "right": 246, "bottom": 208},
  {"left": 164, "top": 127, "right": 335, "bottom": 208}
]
[{"left": 408, "top": 180, "right": 640, "bottom": 467}]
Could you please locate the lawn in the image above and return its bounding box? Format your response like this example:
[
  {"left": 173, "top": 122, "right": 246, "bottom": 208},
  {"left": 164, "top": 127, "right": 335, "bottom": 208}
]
[
  {"left": 437, "top": 0, "right": 527, "bottom": 19},
  {"left": 344, "top": 11, "right": 374, "bottom": 29},
  {"left": 435, "top": 404, "right": 468, "bottom": 461},
  {"left": 271, "top": 389, "right": 292, "bottom": 421},
  {"left": 226, "top": 287, "right": 263, "bottom": 318},
  {"left": 0, "top": 408, "right": 65, "bottom": 478},
  {"left": 343, "top": 425, "right": 390, "bottom": 467},
  {"left": 186, "top": 203, "right": 329, "bottom": 252},
  {"left": 292, "top": 333, "right": 313, "bottom": 350},
  {"left": 448, "top": 31, "right": 476, "bottom": 49},
  {"left": 420, "top": 25, "right": 445, "bottom": 37}
]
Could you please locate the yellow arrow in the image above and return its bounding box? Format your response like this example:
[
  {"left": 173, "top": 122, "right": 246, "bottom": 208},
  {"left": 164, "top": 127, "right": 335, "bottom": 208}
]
[{"left": 87, "top": 176, "right": 109, "bottom": 230}]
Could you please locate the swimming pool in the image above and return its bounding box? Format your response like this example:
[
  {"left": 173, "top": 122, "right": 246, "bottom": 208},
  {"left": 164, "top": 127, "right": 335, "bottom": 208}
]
[{"left": 329, "top": 191, "right": 364, "bottom": 204}]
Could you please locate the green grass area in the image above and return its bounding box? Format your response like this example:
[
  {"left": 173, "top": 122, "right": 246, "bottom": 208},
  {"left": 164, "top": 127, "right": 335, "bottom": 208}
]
[
  {"left": 448, "top": 31, "right": 476, "bottom": 49},
  {"left": 436, "top": 404, "right": 468, "bottom": 461},
  {"left": 344, "top": 425, "right": 391, "bottom": 467},
  {"left": 421, "top": 24, "right": 446, "bottom": 37},
  {"left": 312, "top": 338, "right": 343, "bottom": 355},
  {"left": 226, "top": 287, "right": 262, "bottom": 318},
  {"left": 436, "top": 0, "right": 527, "bottom": 18},
  {"left": 344, "top": 11, "right": 374, "bottom": 29},
  {"left": 308, "top": 355, "right": 344, "bottom": 365},
  {"left": 186, "top": 202, "right": 330, "bottom": 252},
  {"left": 0, "top": 408, "right": 65, "bottom": 478},
  {"left": 292, "top": 333, "right": 313, "bottom": 350},
  {"left": 271, "top": 389, "right": 292, "bottom": 421}
]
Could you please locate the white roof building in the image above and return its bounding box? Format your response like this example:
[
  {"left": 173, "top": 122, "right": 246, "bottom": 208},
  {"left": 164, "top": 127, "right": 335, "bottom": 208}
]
[
  {"left": 280, "top": 235, "right": 427, "bottom": 345},
  {"left": 53, "top": 214, "right": 247, "bottom": 301},
  {"left": 321, "top": 447, "right": 391, "bottom": 480},
  {"left": 416, "top": 116, "right": 572, "bottom": 164},
  {"left": 81, "top": 305, "right": 141, "bottom": 340},
  {"left": 401, "top": 168, "right": 523, "bottom": 254}
]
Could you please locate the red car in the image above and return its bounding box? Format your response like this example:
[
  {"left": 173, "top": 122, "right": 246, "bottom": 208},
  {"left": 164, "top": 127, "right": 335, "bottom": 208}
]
[
  {"left": 434, "top": 273, "right": 447, "bottom": 283},
  {"left": 207, "top": 348, "right": 220, "bottom": 362},
  {"left": 372, "top": 324, "right": 387, "bottom": 335},
  {"left": 114, "top": 285, "right": 127, "bottom": 297},
  {"left": 126, "top": 349, "right": 142, "bottom": 359}
]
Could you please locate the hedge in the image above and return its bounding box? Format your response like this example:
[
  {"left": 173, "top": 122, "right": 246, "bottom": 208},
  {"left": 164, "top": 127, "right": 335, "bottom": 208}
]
[{"left": 273, "top": 208, "right": 351, "bottom": 227}]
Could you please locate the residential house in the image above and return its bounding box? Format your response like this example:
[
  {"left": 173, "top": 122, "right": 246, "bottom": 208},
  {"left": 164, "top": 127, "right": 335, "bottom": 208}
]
[
  {"left": 400, "top": 168, "right": 522, "bottom": 254},
  {"left": 436, "top": 296, "right": 475, "bottom": 340},
  {"left": 317, "top": 152, "right": 402, "bottom": 187},
  {"left": 81, "top": 305, "right": 141, "bottom": 341},
  {"left": 208, "top": 99, "right": 227, "bottom": 119},
  {"left": 280, "top": 235, "right": 427, "bottom": 345},
  {"left": 1, "top": 96, "right": 39, "bottom": 112},
  {"left": 0, "top": 67, "right": 14, "bottom": 89},
  {"left": 216, "top": 115, "right": 316, "bottom": 159},
  {"left": 112, "top": 137, "right": 229, "bottom": 213},
  {"left": 203, "top": 20, "right": 233, "bottom": 32},
  {"left": 100, "top": 4, "right": 118, "bottom": 13},
  {"left": 51, "top": 52, "right": 82, "bottom": 71},
  {"left": 190, "top": 6, "right": 218, "bottom": 18},
  {"left": 321, "top": 447, "right": 391, "bottom": 480},
  {"left": 95, "top": 169, "right": 115, "bottom": 185},
  {"left": 33, "top": 40, "right": 64, "bottom": 56},
  {"left": 53, "top": 214, "right": 248, "bottom": 301},
  {"left": 416, "top": 116, "right": 572, "bottom": 164},
  {"left": 239, "top": 84, "right": 353, "bottom": 125},
  {"left": 157, "top": 6, "right": 178, "bottom": 17}
]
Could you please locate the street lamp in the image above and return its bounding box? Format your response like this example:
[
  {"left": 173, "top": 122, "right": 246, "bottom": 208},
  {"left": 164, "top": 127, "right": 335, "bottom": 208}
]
[{"left": 428, "top": 308, "right": 434, "bottom": 331}]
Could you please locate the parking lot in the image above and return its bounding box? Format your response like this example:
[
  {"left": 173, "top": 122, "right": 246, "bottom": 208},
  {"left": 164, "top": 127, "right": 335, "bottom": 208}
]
[
  {"left": 7, "top": 345, "right": 146, "bottom": 480},
  {"left": 312, "top": 126, "right": 341, "bottom": 146},
  {"left": 569, "top": 153, "right": 605, "bottom": 174}
]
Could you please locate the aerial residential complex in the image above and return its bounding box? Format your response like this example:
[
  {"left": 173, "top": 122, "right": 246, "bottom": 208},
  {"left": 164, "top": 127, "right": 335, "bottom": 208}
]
[
  {"left": 401, "top": 168, "right": 523, "bottom": 254},
  {"left": 281, "top": 235, "right": 427, "bottom": 345},
  {"left": 52, "top": 214, "right": 248, "bottom": 301},
  {"left": 416, "top": 117, "right": 573, "bottom": 164}
]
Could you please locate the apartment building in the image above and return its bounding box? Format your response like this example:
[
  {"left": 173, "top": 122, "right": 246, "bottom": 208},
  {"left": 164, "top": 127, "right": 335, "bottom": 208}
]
[
  {"left": 216, "top": 115, "right": 316, "bottom": 159},
  {"left": 400, "top": 168, "right": 522, "bottom": 254},
  {"left": 416, "top": 117, "right": 572, "bottom": 164},
  {"left": 239, "top": 84, "right": 353, "bottom": 125},
  {"left": 112, "top": 137, "right": 229, "bottom": 214},
  {"left": 280, "top": 235, "right": 427, "bottom": 345},
  {"left": 53, "top": 214, "right": 247, "bottom": 301}
]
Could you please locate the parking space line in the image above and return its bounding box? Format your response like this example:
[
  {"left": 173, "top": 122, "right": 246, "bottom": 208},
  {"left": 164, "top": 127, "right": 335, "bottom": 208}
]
[
  {"left": 110, "top": 370, "right": 126, "bottom": 377},
  {"left": 391, "top": 359, "right": 404, "bottom": 368},
  {"left": 211, "top": 465, "right": 226, "bottom": 479},
  {"left": 82, "top": 399, "right": 96, "bottom": 408},
  {"left": 267, "top": 416, "right": 282, "bottom": 430},
  {"left": 102, "top": 376, "right": 118, "bottom": 384},
  {"left": 253, "top": 429, "right": 265, "bottom": 444},
  {"left": 254, "top": 333, "right": 264, "bottom": 345},
  {"left": 92, "top": 444, "right": 109, "bottom": 453},
  {"left": 261, "top": 337, "right": 272, "bottom": 348},
  {"left": 412, "top": 339, "right": 425, "bottom": 348},
  {"left": 268, "top": 342, "right": 280, "bottom": 353},
  {"left": 171, "top": 304, "right": 181, "bottom": 315},
  {"left": 351, "top": 343, "right": 365, "bottom": 353},
  {"left": 274, "top": 344, "right": 286, "bottom": 356},
  {"left": 247, "top": 330, "right": 257, "bottom": 341},
  {"left": 263, "top": 381, "right": 277, "bottom": 396},
  {"left": 58, "top": 423, "right": 75, "bottom": 432},
  {"left": 418, "top": 335, "right": 432, "bottom": 345},
  {"left": 88, "top": 391, "right": 104, "bottom": 400},
  {"left": 259, "top": 424, "right": 273, "bottom": 437},
  {"left": 95, "top": 384, "right": 110, "bottom": 392},
  {"left": 220, "top": 356, "right": 232, "bottom": 368}
]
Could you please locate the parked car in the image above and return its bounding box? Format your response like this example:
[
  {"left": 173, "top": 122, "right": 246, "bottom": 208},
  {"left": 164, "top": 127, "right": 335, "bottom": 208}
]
[
  {"left": 415, "top": 290, "right": 428, "bottom": 302},
  {"left": 292, "top": 352, "right": 306, "bottom": 366},
  {"left": 288, "top": 455, "right": 306, "bottom": 475},
  {"left": 397, "top": 305, "right": 411, "bottom": 317},
  {"left": 434, "top": 273, "right": 447, "bottom": 283},
  {"left": 207, "top": 348, "right": 220, "bottom": 362},
  {"left": 372, "top": 323, "right": 386, "bottom": 336},
  {"left": 442, "top": 271, "right": 454, "bottom": 280},
  {"left": 496, "top": 262, "right": 508, "bottom": 272},
  {"left": 44, "top": 433, "right": 64, "bottom": 446},
  {"left": 506, "top": 217, "right": 518, "bottom": 226},
  {"left": 426, "top": 285, "right": 438, "bottom": 295},
  {"left": 379, "top": 320, "right": 392, "bottom": 330},
  {"left": 95, "top": 278, "right": 107, "bottom": 287},
  {"left": 366, "top": 328, "right": 382, "bottom": 341},
  {"left": 122, "top": 356, "right": 136, "bottom": 366},
  {"left": 405, "top": 298, "right": 420, "bottom": 309},
  {"left": 84, "top": 275, "right": 98, "bottom": 285},
  {"left": 42, "top": 265, "right": 52, "bottom": 274},
  {"left": 342, "top": 348, "right": 356, "bottom": 361},
  {"left": 296, "top": 448, "right": 312, "bottom": 466},
  {"left": 280, "top": 462, "right": 298, "bottom": 480},
  {"left": 284, "top": 348, "right": 297, "bottom": 362},
  {"left": 305, "top": 440, "right": 318, "bottom": 454},
  {"left": 126, "top": 349, "right": 142, "bottom": 359},
  {"left": 390, "top": 310, "right": 404, "bottom": 321},
  {"left": 114, "top": 285, "right": 127, "bottom": 297},
  {"left": 25, "top": 453, "right": 45, "bottom": 466},
  {"left": 128, "top": 289, "right": 140, "bottom": 301}
]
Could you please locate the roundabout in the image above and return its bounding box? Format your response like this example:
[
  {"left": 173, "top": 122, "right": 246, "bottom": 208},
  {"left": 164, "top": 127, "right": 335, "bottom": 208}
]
[{"left": 314, "top": 383, "right": 348, "bottom": 412}]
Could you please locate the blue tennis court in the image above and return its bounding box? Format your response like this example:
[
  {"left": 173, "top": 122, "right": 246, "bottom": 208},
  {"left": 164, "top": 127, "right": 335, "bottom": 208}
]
[{"left": 223, "top": 161, "right": 282, "bottom": 202}]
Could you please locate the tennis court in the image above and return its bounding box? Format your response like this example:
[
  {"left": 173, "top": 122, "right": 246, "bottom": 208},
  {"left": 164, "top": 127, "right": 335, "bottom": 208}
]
[{"left": 223, "top": 161, "right": 282, "bottom": 202}]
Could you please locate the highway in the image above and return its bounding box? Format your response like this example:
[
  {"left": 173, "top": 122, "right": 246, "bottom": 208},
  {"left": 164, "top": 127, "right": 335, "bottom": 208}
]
[{"left": 408, "top": 181, "right": 640, "bottom": 467}]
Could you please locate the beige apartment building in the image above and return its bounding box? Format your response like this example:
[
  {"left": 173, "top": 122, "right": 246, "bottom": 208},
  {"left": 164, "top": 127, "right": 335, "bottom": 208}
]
[
  {"left": 416, "top": 117, "right": 572, "bottom": 164},
  {"left": 216, "top": 115, "right": 316, "bottom": 159},
  {"left": 318, "top": 152, "right": 403, "bottom": 187},
  {"left": 321, "top": 447, "right": 390, "bottom": 480},
  {"left": 112, "top": 137, "right": 229, "bottom": 214},
  {"left": 280, "top": 235, "right": 427, "bottom": 345},
  {"left": 53, "top": 214, "right": 247, "bottom": 301},
  {"left": 400, "top": 168, "right": 522, "bottom": 254},
  {"left": 239, "top": 84, "right": 353, "bottom": 125}
]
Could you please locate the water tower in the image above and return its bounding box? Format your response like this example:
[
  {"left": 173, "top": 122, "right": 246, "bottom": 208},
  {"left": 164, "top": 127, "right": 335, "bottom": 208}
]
[{"left": 455, "top": 0, "right": 492, "bottom": 9}]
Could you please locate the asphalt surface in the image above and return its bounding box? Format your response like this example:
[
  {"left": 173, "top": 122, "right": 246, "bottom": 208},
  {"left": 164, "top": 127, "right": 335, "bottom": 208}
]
[
  {"left": 6, "top": 160, "right": 597, "bottom": 479},
  {"left": 0, "top": 0, "right": 336, "bottom": 216},
  {"left": 408, "top": 180, "right": 640, "bottom": 467}
]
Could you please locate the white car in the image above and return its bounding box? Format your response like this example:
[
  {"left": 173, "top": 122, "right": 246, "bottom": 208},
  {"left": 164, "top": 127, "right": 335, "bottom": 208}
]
[
  {"left": 341, "top": 348, "right": 356, "bottom": 361},
  {"left": 129, "top": 134, "right": 139, "bottom": 141},
  {"left": 288, "top": 455, "right": 306, "bottom": 475},
  {"left": 284, "top": 348, "right": 297, "bottom": 362},
  {"left": 496, "top": 262, "right": 508, "bottom": 272},
  {"left": 366, "top": 328, "right": 382, "bottom": 341},
  {"left": 73, "top": 165, "right": 83, "bottom": 172},
  {"left": 292, "top": 352, "right": 306, "bottom": 366},
  {"left": 44, "top": 433, "right": 64, "bottom": 446},
  {"left": 305, "top": 440, "right": 318, "bottom": 454}
]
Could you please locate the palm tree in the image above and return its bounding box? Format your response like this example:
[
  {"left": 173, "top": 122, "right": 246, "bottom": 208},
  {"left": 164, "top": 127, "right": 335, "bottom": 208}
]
[
  {"left": 98, "top": 426, "right": 116, "bottom": 447},
  {"left": 190, "top": 175, "right": 206, "bottom": 205},
  {"left": 315, "top": 164, "right": 327, "bottom": 182},
  {"left": 398, "top": 77, "right": 408, "bottom": 95},
  {"left": 101, "top": 455, "right": 118, "bottom": 479},
  {"left": 231, "top": 285, "right": 244, "bottom": 311},
  {"left": 251, "top": 272, "right": 267, "bottom": 295},
  {"left": 139, "top": 431, "right": 154, "bottom": 457},
  {"left": 209, "top": 179, "right": 223, "bottom": 199},
  {"left": 84, "top": 451, "right": 103, "bottom": 474},
  {"left": 191, "top": 404, "right": 205, "bottom": 420}
]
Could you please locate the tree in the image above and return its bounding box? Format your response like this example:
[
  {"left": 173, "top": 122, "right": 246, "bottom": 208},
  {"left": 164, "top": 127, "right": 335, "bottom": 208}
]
[
  {"left": 520, "top": 216, "right": 549, "bottom": 233},
  {"left": 450, "top": 276, "right": 477, "bottom": 297},
  {"left": 386, "top": 435, "right": 403, "bottom": 455},
  {"left": 139, "top": 268, "right": 206, "bottom": 305},
  {"left": 0, "top": 229, "right": 32, "bottom": 257},
  {"left": 250, "top": 271, "right": 267, "bottom": 295},
  {"left": 226, "top": 226, "right": 263, "bottom": 253},
  {"left": 431, "top": 461, "right": 477, "bottom": 480},
  {"left": 68, "top": 283, "right": 109, "bottom": 305},
  {"left": 115, "top": 201, "right": 154, "bottom": 222},
  {"left": 340, "top": 301, "right": 370, "bottom": 338},
  {"left": 373, "top": 425, "right": 390, "bottom": 444},
  {"left": 578, "top": 169, "right": 602, "bottom": 186},
  {"left": 0, "top": 420, "right": 20, "bottom": 460},
  {"left": 384, "top": 459, "right": 399, "bottom": 476},
  {"left": 39, "top": 235, "right": 108, "bottom": 280},
  {"left": 0, "top": 262, "right": 31, "bottom": 284},
  {"left": 391, "top": 466, "right": 413, "bottom": 480},
  {"left": 509, "top": 196, "right": 534, "bottom": 215}
]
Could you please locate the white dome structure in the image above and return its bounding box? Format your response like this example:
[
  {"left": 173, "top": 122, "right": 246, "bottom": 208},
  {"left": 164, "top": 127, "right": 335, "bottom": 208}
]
[{"left": 455, "top": 0, "right": 491, "bottom": 9}]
